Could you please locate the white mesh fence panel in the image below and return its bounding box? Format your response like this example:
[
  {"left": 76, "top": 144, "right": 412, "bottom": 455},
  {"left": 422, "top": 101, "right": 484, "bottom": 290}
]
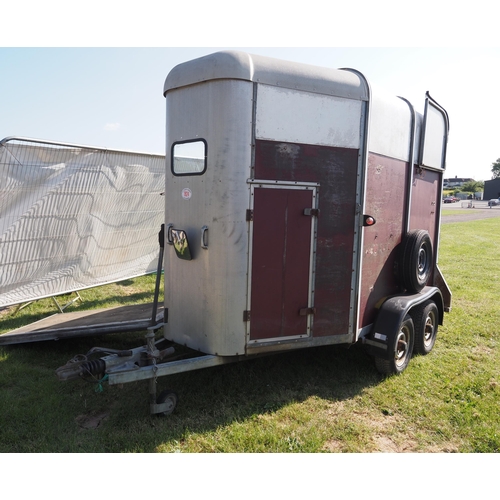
[{"left": 0, "top": 138, "right": 165, "bottom": 308}]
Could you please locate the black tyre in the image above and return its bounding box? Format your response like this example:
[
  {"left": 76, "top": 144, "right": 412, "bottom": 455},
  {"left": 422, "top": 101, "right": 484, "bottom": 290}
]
[
  {"left": 411, "top": 300, "right": 439, "bottom": 355},
  {"left": 399, "top": 230, "right": 433, "bottom": 293},
  {"left": 374, "top": 315, "right": 415, "bottom": 375},
  {"left": 156, "top": 389, "right": 178, "bottom": 416}
]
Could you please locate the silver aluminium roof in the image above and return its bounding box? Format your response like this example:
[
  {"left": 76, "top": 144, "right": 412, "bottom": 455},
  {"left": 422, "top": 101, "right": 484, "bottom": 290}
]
[{"left": 164, "top": 50, "right": 369, "bottom": 101}]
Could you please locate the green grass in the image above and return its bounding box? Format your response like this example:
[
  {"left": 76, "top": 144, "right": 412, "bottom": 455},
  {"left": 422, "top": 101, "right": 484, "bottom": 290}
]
[
  {"left": 441, "top": 209, "right": 471, "bottom": 216},
  {"left": 1, "top": 219, "right": 500, "bottom": 452}
]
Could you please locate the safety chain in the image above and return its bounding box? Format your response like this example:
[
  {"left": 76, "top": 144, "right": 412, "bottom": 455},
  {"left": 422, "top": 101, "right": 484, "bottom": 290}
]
[
  {"left": 146, "top": 331, "right": 158, "bottom": 387},
  {"left": 152, "top": 353, "right": 158, "bottom": 386},
  {"left": 94, "top": 374, "right": 109, "bottom": 393}
]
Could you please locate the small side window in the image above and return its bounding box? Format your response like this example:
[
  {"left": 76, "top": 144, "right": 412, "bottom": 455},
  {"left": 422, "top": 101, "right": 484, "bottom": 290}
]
[{"left": 172, "top": 139, "right": 207, "bottom": 176}]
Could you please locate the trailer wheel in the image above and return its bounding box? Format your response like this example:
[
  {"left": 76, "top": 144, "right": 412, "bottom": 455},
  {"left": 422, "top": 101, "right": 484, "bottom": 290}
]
[
  {"left": 156, "top": 389, "right": 178, "bottom": 416},
  {"left": 374, "top": 315, "right": 414, "bottom": 375},
  {"left": 411, "top": 300, "right": 438, "bottom": 355},
  {"left": 399, "top": 230, "right": 433, "bottom": 293}
]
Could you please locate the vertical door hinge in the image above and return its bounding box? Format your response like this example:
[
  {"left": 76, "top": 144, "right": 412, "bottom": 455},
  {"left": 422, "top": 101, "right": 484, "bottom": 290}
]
[
  {"left": 243, "top": 310, "right": 251, "bottom": 322},
  {"left": 303, "top": 208, "right": 320, "bottom": 217},
  {"left": 299, "top": 307, "right": 316, "bottom": 316},
  {"left": 246, "top": 209, "right": 253, "bottom": 222}
]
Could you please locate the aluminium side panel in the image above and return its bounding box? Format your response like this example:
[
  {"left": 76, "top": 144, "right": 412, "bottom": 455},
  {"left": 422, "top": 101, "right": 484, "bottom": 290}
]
[{"left": 163, "top": 79, "right": 253, "bottom": 356}]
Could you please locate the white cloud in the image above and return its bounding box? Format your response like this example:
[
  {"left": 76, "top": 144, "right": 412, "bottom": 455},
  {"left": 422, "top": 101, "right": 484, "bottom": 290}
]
[{"left": 104, "top": 122, "right": 120, "bottom": 131}]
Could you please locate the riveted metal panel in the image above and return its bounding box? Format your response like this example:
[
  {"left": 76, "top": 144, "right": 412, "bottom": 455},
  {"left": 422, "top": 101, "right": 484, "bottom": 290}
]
[
  {"left": 358, "top": 153, "right": 409, "bottom": 328},
  {"left": 164, "top": 79, "right": 253, "bottom": 356}
]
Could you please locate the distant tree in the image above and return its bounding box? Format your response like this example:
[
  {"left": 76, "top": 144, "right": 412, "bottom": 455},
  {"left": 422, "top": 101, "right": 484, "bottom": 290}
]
[
  {"left": 461, "top": 180, "right": 484, "bottom": 193},
  {"left": 492, "top": 159, "right": 500, "bottom": 179}
]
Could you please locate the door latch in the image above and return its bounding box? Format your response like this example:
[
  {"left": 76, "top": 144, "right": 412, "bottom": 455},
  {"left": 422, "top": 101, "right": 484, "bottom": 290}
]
[
  {"left": 303, "top": 208, "right": 319, "bottom": 217},
  {"left": 299, "top": 307, "right": 316, "bottom": 316}
]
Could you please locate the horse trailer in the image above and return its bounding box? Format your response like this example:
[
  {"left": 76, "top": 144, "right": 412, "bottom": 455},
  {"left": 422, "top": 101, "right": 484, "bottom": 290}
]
[{"left": 57, "top": 51, "right": 451, "bottom": 415}]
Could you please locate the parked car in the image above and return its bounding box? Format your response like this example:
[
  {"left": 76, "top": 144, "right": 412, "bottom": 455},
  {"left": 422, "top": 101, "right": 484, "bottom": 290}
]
[
  {"left": 443, "top": 197, "right": 454, "bottom": 203},
  {"left": 488, "top": 199, "right": 500, "bottom": 206}
]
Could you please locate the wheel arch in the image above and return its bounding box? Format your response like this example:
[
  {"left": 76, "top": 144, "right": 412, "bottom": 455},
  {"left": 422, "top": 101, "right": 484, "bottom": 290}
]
[{"left": 362, "top": 286, "right": 444, "bottom": 360}]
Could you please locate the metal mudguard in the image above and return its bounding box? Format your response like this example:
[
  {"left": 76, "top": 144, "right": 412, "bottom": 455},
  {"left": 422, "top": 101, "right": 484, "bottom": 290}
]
[{"left": 361, "top": 286, "right": 444, "bottom": 359}]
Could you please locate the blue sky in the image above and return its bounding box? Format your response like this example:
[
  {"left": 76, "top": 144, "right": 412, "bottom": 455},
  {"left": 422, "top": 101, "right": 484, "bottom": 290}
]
[{"left": 2, "top": 5, "right": 500, "bottom": 182}]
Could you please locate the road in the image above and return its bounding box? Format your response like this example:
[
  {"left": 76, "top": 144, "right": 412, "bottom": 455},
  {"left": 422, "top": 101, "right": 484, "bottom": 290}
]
[{"left": 441, "top": 201, "right": 500, "bottom": 224}]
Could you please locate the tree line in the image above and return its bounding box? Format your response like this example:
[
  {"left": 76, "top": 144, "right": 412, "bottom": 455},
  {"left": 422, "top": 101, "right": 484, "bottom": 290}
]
[
  {"left": 459, "top": 180, "right": 484, "bottom": 194},
  {"left": 492, "top": 159, "right": 500, "bottom": 179}
]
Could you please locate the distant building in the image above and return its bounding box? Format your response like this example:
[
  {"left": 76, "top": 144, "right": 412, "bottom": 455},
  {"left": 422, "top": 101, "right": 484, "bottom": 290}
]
[
  {"left": 484, "top": 178, "right": 500, "bottom": 200},
  {"left": 443, "top": 177, "right": 474, "bottom": 189}
]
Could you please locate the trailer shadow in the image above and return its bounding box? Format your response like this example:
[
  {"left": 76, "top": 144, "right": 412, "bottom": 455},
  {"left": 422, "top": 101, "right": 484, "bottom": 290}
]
[
  {"left": 119, "top": 339, "right": 382, "bottom": 450},
  {"left": 242, "top": 345, "right": 373, "bottom": 400},
  {"left": 0, "top": 333, "right": 382, "bottom": 452},
  {"left": 162, "top": 343, "right": 380, "bottom": 420}
]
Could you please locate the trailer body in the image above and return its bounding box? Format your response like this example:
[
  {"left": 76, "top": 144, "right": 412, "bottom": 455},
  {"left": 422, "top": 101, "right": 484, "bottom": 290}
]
[
  {"left": 162, "top": 51, "right": 450, "bottom": 361},
  {"left": 56, "top": 51, "right": 451, "bottom": 413}
]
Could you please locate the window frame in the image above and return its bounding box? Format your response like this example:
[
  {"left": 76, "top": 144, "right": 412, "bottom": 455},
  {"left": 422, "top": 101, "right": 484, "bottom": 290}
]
[{"left": 171, "top": 138, "right": 208, "bottom": 177}]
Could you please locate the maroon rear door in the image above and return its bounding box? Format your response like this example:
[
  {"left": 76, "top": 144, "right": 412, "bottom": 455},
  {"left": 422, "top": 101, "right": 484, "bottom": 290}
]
[{"left": 249, "top": 184, "right": 316, "bottom": 341}]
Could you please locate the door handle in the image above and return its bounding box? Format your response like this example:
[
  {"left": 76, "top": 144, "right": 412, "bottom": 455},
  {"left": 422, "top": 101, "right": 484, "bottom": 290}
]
[
  {"left": 166, "top": 223, "right": 174, "bottom": 245},
  {"left": 201, "top": 225, "right": 208, "bottom": 249}
]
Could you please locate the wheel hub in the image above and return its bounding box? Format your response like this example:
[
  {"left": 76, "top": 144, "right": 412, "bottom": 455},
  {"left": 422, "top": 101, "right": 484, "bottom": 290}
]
[
  {"left": 423, "top": 313, "right": 435, "bottom": 346},
  {"left": 395, "top": 328, "right": 409, "bottom": 366},
  {"left": 417, "top": 247, "right": 428, "bottom": 277}
]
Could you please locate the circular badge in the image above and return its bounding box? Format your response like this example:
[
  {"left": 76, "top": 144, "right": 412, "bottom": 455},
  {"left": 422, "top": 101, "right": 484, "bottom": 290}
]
[{"left": 181, "top": 188, "right": 192, "bottom": 200}]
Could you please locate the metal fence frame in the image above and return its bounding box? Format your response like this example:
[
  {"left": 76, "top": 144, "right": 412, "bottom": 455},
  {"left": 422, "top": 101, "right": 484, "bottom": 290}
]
[{"left": 0, "top": 136, "right": 165, "bottom": 309}]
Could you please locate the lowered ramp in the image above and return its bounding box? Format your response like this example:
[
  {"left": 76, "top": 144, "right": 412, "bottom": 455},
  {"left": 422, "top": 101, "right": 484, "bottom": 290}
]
[{"left": 0, "top": 303, "right": 165, "bottom": 345}]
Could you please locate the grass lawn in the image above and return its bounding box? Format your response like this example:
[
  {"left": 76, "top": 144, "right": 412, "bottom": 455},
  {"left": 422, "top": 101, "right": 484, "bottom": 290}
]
[
  {"left": 441, "top": 209, "right": 472, "bottom": 215},
  {"left": 1, "top": 218, "right": 500, "bottom": 454}
]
